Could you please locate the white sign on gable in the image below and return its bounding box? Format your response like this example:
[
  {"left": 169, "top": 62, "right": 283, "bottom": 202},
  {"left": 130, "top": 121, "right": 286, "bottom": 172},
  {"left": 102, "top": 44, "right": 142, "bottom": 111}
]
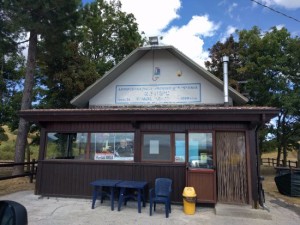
[{"left": 115, "top": 83, "right": 201, "bottom": 104}]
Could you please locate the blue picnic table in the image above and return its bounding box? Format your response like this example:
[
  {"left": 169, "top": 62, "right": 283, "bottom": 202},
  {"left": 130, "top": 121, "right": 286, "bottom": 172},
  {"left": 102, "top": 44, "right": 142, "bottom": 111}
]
[
  {"left": 116, "top": 180, "right": 148, "bottom": 213},
  {"left": 90, "top": 179, "right": 122, "bottom": 211}
]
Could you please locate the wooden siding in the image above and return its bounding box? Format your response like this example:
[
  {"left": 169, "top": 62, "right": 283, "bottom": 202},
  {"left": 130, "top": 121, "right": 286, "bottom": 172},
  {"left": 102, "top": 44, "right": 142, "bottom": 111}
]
[
  {"left": 140, "top": 122, "right": 249, "bottom": 131},
  {"left": 43, "top": 121, "right": 249, "bottom": 133},
  {"left": 35, "top": 120, "right": 259, "bottom": 205},
  {"left": 36, "top": 161, "right": 186, "bottom": 203},
  {"left": 43, "top": 122, "right": 134, "bottom": 132}
]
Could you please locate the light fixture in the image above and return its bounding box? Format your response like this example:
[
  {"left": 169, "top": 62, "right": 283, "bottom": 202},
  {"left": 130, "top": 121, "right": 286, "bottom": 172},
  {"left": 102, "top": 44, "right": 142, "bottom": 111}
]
[
  {"left": 176, "top": 70, "right": 182, "bottom": 77},
  {"left": 149, "top": 36, "right": 159, "bottom": 45}
]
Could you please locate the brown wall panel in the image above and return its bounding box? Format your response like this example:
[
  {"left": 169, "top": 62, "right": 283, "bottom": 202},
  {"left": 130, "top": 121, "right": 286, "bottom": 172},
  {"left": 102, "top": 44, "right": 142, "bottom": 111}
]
[
  {"left": 43, "top": 121, "right": 248, "bottom": 133},
  {"left": 35, "top": 121, "right": 254, "bottom": 204},
  {"left": 44, "top": 122, "right": 134, "bottom": 132},
  {"left": 36, "top": 161, "right": 186, "bottom": 202}
]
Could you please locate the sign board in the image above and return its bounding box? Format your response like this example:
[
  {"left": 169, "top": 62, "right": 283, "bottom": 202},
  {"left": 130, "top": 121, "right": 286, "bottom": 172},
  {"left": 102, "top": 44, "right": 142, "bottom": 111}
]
[{"left": 115, "top": 83, "right": 201, "bottom": 104}]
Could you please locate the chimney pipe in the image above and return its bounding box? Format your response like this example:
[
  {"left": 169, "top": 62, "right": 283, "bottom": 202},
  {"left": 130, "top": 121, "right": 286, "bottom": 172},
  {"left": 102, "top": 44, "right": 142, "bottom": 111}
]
[{"left": 222, "top": 56, "right": 229, "bottom": 107}]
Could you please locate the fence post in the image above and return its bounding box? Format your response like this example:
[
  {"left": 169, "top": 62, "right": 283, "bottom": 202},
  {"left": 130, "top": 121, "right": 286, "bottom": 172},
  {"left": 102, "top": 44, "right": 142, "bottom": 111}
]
[{"left": 30, "top": 159, "right": 36, "bottom": 183}]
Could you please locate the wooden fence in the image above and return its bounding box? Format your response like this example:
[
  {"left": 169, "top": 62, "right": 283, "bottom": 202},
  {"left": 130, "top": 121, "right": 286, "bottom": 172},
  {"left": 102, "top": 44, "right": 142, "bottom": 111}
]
[
  {"left": 0, "top": 159, "right": 37, "bottom": 183},
  {"left": 261, "top": 158, "right": 298, "bottom": 168}
]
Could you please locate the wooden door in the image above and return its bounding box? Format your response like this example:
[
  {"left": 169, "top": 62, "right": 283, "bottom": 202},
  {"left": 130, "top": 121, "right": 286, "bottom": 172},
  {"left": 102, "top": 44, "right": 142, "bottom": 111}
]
[
  {"left": 216, "top": 132, "right": 248, "bottom": 204},
  {"left": 186, "top": 132, "right": 216, "bottom": 203}
]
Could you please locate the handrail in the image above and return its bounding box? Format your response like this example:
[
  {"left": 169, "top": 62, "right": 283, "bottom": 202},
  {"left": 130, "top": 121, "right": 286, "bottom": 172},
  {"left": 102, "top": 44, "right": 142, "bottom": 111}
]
[
  {"left": 0, "top": 159, "right": 38, "bottom": 183},
  {"left": 261, "top": 157, "right": 298, "bottom": 168}
]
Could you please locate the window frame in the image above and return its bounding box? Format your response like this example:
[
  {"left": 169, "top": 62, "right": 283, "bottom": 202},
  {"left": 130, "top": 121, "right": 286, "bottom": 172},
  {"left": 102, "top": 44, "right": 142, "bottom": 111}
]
[
  {"left": 141, "top": 132, "right": 186, "bottom": 163},
  {"left": 187, "top": 131, "right": 214, "bottom": 169},
  {"left": 45, "top": 132, "right": 135, "bottom": 161}
]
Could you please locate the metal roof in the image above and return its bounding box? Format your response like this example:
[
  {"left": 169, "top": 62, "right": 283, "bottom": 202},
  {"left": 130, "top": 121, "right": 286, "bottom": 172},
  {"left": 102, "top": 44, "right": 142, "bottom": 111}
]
[{"left": 71, "top": 45, "right": 248, "bottom": 108}]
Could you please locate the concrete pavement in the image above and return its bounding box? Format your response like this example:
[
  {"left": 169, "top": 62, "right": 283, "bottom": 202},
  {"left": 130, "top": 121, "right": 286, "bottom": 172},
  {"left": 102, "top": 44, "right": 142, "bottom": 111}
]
[{"left": 0, "top": 191, "right": 299, "bottom": 225}]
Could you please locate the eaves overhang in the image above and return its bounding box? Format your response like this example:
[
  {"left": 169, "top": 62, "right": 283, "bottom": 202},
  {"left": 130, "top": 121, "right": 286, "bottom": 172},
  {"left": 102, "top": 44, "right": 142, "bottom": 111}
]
[{"left": 19, "top": 106, "right": 279, "bottom": 124}]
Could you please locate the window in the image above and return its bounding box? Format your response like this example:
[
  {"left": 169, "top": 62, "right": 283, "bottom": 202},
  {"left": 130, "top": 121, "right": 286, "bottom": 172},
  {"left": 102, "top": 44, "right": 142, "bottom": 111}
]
[
  {"left": 142, "top": 133, "right": 186, "bottom": 162},
  {"left": 175, "top": 133, "right": 185, "bottom": 162},
  {"left": 46, "top": 133, "right": 88, "bottom": 159},
  {"left": 188, "top": 133, "right": 213, "bottom": 168},
  {"left": 91, "top": 133, "right": 134, "bottom": 161},
  {"left": 142, "top": 134, "right": 171, "bottom": 161},
  {"left": 45, "top": 132, "right": 134, "bottom": 161}
]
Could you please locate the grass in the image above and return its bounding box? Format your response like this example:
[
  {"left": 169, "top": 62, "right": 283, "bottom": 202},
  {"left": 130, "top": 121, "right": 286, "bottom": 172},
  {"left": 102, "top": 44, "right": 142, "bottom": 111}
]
[
  {"left": 261, "top": 150, "right": 300, "bottom": 207},
  {"left": 0, "top": 177, "right": 35, "bottom": 196},
  {"left": 0, "top": 125, "right": 39, "bottom": 161}
]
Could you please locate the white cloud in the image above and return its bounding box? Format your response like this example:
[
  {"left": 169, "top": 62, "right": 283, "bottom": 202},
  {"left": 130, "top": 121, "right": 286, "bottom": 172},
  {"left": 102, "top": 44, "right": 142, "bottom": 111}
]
[
  {"left": 227, "top": 3, "right": 238, "bottom": 18},
  {"left": 275, "top": 24, "right": 285, "bottom": 30},
  {"left": 221, "top": 25, "right": 237, "bottom": 43},
  {"left": 120, "top": 0, "right": 181, "bottom": 35},
  {"left": 161, "top": 15, "right": 219, "bottom": 67},
  {"left": 120, "top": 0, "right": 219, "bottom": 67},
  {"left": 261, "top": 0, "right": 300, "bottom": 9}
]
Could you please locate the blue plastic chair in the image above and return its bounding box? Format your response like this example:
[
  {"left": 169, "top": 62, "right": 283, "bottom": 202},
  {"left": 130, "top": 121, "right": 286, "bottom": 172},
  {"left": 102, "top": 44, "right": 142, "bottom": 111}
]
[{"left": 149, "top": 178, "right": 172, "bottom": 218}]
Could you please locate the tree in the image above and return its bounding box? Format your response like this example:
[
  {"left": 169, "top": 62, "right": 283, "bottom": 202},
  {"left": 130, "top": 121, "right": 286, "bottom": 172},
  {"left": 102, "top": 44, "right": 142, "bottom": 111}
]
[
  {"left": 206, "top": 26, "right": 300, "bottom": 166},
  {"left": 38, "top": 41, "right": 99, "bottom": 108},
  {"left": 80, "top": 0, "right": 142, "bottom": 74},
  {"left": 39, "top": 0, "right": 143, "bottom": 109},
  {"left": 0, "top": 2, "right": 25, "bottom": 141},
  {"left": 238, "top": 27, "right": 300, "bottom": 166},
  {"left": 205, "top": 35, "right": 244, "bottom": 91},
  {"left": 2, "top": 0, "right": 81, "bottom": 174}
]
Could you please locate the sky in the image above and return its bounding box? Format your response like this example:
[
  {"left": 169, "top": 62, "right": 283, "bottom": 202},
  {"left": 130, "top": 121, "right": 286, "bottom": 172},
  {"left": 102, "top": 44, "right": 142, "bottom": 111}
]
[{"left": 83, "top": 0, "right": 300, "bottom": 67}]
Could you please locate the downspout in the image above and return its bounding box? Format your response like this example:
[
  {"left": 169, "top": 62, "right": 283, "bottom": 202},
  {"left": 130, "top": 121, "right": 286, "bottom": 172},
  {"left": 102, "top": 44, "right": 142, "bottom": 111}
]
[{"left": 255, "top": 114, "right": 269, "bottom": 211}]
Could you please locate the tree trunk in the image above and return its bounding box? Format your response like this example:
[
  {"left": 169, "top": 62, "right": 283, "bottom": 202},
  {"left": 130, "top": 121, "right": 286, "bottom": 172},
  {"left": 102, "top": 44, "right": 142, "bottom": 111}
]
[
  {"left": 276, "top": 146, "right": 281, "bottom": 167},
  {"left": 26, "top": 139, "right": 31, "bottom": 171},
  {"left": 282, "top": 144, "right": 287, "bottom": 167},
  {"left": 276, "top": 114, "right": 282, "bottom": 167},
  {"left": 13, "top": 31, "right": 37, "bottom": 175},
  {"left": 298, "top": 144, "right": 300, "bottom": 168},
  {"left": 0, "top": 55, "right": 4, "bottom": 120}
]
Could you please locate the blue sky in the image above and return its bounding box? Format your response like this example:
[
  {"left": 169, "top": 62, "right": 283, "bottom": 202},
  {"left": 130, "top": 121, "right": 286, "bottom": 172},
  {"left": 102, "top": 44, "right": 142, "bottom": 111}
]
[{"left": 82, "top": 0, "right": 300, "bottom": 66}]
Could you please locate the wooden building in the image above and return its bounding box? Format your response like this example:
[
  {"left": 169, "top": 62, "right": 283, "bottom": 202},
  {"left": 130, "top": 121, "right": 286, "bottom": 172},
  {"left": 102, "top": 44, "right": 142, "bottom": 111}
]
[{"left": 20, "top": 45, "right": 278, "bottom": 206}]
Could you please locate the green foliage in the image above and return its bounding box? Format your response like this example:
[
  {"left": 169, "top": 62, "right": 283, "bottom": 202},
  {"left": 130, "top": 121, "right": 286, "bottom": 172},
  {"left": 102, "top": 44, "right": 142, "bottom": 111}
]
[
  {"left": 205, "top": 35, "right": 243, "bottom": 90},
  {"left": 0, "top": 127, "right": 8, "bottom": 141},
  {"left": 37, "top": 0, "right": 143, "bottom": 109},
  {"left": 206, "top": 26, "right": 300, "bottom": 166},
  {"left": 38, "top": 41, "right": 99, "bottom": 108},
  {"left": 0, "top": 139, "right": 39, "bottom": 161},
  {"left": 261, "top": 139, "right": 278, "bottom": 153},
  {"left": 45, "top": 142, "right": 59, "bottom": 159},
  {"left": 0, "top": 142, "right": 15, "bottom": 160},
  {"left": 80, "top": 0, "right": 142, "bottom": 71}
]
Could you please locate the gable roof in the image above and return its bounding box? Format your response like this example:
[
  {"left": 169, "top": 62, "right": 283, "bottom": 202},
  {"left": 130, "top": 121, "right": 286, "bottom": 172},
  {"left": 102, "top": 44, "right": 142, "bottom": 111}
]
[{"left": 71, "top": 45, "right": 248, "bottom": 108}]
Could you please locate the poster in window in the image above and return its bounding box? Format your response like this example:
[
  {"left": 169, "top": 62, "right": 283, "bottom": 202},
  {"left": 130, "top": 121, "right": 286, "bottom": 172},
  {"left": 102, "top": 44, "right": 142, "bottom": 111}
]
[
  {"left": 200, "top": 153, "right": 207, "bottom": 163},
  {"left": 150, "top": 140, "right": 159, "bottom": 154}
]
